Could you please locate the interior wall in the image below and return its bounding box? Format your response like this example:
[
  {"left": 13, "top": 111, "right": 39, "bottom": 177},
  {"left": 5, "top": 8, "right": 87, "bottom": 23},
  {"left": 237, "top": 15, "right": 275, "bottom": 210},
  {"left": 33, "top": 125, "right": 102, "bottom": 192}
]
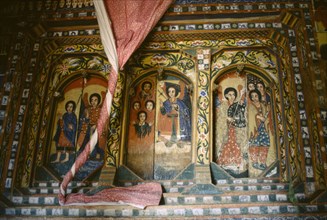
[{"left": 0, "top": 0, "right": 325, "bottom": 200}]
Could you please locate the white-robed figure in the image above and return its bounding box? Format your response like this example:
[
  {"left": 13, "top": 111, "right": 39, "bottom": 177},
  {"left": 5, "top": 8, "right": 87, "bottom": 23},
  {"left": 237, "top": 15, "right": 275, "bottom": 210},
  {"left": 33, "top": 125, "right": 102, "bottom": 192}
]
[{"left": 215, "top": 87, "right": 247, "bottom": 172}]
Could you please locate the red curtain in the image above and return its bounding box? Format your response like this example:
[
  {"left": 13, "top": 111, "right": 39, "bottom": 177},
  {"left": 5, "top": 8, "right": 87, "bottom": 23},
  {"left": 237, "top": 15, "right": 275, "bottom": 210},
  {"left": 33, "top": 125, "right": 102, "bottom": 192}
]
[{"left": 104, "top": 0, "right": 173, "bottom": 69}]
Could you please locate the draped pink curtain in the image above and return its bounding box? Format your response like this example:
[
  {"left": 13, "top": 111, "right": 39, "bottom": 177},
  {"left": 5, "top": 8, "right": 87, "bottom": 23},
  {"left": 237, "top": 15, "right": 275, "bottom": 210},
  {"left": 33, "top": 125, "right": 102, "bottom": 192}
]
[
  {"left": 58, "top": 0, "right": 173, "bottom": 208},
  {"left": 105, "top": 0, "right": 173, "bottom": 69}
]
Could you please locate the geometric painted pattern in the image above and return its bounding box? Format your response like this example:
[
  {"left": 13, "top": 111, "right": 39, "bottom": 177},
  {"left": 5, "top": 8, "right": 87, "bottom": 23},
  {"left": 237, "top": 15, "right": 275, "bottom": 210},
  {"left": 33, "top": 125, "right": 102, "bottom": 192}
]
[{"left": 4, "top": 178, "right": 327, "bottom": 219}]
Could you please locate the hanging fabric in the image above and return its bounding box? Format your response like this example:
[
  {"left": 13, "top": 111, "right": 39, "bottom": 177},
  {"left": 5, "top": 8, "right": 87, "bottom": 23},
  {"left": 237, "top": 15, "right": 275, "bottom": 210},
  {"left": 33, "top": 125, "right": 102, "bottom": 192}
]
[{"left": 59, "top": 0, "right": 173, "bottom": 209}]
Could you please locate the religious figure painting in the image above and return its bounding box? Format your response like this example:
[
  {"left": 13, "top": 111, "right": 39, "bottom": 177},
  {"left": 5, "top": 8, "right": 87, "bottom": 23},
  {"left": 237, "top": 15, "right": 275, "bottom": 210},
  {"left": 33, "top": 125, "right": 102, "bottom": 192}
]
[
  {"left": 126, "top": 74, "right": 193, "bottom": 180},
  {"left": 214, "top": 72, "right": 276, "bottom": 178},
  {"left": 133, "top": 111, "right": 152, "bottom": 139},
  {"left": 155, "top": 76, "right": 192, "bottom": 180},
  {"left": 52, "top": 100, "right": 78, "bottom": 163},
  {"left": 214, "top": 72, "right": 248, "bottom": 177},
  {"left": 127, "top": 77, "right": 156, "bottom": 180},
  {"left": 48, "top": 76, "right": 107, "bottom": 180},
  {"left": 76, "top": 91, "right": 107, "bottom": 160},
  {"left": 157, "top": 81, "right": 192, "bottom": 147}
]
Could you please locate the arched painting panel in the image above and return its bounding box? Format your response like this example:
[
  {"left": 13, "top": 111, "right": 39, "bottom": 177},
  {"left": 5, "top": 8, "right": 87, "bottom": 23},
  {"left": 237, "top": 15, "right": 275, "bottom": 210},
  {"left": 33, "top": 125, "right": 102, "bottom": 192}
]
[
  {"left": 48, "top": 75, "right": 107, "bottom": 181},
  {"left": 126, "top": 72, "right": 193, "bottom": 180},
  {"left": 214, "top": 70, "right": 277, "bottom": 178}
]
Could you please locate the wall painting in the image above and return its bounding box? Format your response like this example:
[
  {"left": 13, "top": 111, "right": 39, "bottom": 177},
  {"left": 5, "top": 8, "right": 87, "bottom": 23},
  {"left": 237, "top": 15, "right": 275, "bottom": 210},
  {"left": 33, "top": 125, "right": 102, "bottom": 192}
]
[
  {"left": 126, "top": 74, "right": 192, "bottom": 180},
  {"left": 48, "top": 76, "right": 107, "bottom": 180},
  {"left": 214, "top": 71, "right": 277, "bottom": 178}
]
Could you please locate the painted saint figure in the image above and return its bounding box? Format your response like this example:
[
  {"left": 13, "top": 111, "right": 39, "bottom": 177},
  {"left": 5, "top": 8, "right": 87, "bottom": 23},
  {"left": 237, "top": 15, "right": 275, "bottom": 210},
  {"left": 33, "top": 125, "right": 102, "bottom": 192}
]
[
  {"left": 247, "top": 82, "right": 256, "bottom": 91},
  {"left": 126, "top": 79, "right": 156, "bottom": 180},
  {"left": 77, "top": 92, "right": 106, "bottom": 160},
  {"left": 134, "top": 111, "right": 152, "bottom": 138},
  {"left": 145, "top": 100, "right": 156, "bottom": 123},
  {"left": 246, "top": 81, "right": 256, "bottom": 104},
  {"left": 52, "top": 100, "right": 77, "bottom": 163},
  {"left": 145, "top": 100, "right": 155, "bottom": 112},
  {"left": 216, "top": 87, "right": 247, "bottom": 170},
  {"left": 248, "top": 89, "right": 271, "bottom": 170},
  {"left": 139, "top": 81, "right": 153, "bottom": 102},
  {"left": 159, "top": 82, "right": 191, "bottom": 147},
  {"left": 133, "top": 101, "right": 141, "bottom": 111},
  {"left": 256, "top": 81, "right": 271, "bottom": 105}
]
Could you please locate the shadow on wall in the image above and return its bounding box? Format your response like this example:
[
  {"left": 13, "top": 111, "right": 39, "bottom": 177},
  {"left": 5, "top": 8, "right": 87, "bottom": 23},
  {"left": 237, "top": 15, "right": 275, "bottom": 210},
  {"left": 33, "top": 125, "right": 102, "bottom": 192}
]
[{"left": 321, "top": 44, "right": 327, "bottom": 60}]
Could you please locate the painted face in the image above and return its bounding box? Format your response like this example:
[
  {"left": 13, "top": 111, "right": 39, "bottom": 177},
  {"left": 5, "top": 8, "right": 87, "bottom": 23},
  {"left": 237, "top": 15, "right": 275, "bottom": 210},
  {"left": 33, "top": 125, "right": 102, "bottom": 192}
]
[
  {"left": 78, "top": 0, "right": 83, "bottom": 8},
  {"left": 248, "top": 83, "right": 255, "bottom": 91},
  {"left": 168, "top": 87, "right": 176, "bottom": 98},
  {"left": 66, "top": 0, "right": 72, "bottom": 8},
  {"left": 66, "top": 103, "right": 74, "bottom": 113},
  {"left": 143, "top": 83, "right": 151, "bottom": 93},
  {"left": 59, "top": 0, "right": 65, "bottom": 8},
  {"left": 139, "top": 113, "right": 146, "bottom": 122},
  {"left": 84, "top": 0, "right": 90, "bottom": 7},
  {"left": 146, "top": 102, "right": 154, "bottom": 111},
  {"left": 133, "top": 102, "right": 140, "bottom": 110},
  {"left": 251, "top": 92, "right": 259, "bottom": 103},
  {"left": 225, "top": 91, "right": 236, "bottom": 102},
  {"left": 72, "top": 0, "right": 78, "bottom": 8},
  {"left": 90, "top": 96, "right": 99, "bottom": 107},
  {"left": 256, "top": 83, "right": 264, "bottom": 93}
]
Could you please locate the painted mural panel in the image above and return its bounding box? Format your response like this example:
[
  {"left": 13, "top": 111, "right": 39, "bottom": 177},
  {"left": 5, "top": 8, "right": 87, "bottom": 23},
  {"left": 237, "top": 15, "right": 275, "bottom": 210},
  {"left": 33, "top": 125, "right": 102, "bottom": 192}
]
[
  {"left": 126, "top": 74, "right": 192, "bottom": 180},
  {"left": 127, "top": 77, "right": 156, "bottom": 180},
  {"left": 214, "top": 72, "right": 276, "bottom": 177},
  {"left": 155, "top": 76, "right": 192, "bottom": 180},
  {"left": 48, "top": 76, "right": 107, "bottom": 180}
]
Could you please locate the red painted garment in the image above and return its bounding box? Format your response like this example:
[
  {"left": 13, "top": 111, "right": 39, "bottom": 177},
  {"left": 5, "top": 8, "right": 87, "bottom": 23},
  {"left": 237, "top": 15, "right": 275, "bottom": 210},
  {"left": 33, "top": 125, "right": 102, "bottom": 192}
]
[{"left": 217, "top": 125, "right": 242, "bottom": 167}]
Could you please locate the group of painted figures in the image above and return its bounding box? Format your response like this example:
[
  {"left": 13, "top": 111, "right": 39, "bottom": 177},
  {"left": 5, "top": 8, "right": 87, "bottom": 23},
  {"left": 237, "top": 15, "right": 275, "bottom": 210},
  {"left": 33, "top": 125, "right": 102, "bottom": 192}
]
[
  {"left": 131, "top": 80, "right": 192, "bottom": 148},
  {"left": 51, "top": 73, "right": 274, "bottom": 176},
  {"left": 215, "top": 74, "right": 274, "bottom": 175},
  {"left": 131, "top": 81, "right": 155, "bottom": 139},
  {"left": 52, "top": 92, "right": 107, "bottom": 163}
]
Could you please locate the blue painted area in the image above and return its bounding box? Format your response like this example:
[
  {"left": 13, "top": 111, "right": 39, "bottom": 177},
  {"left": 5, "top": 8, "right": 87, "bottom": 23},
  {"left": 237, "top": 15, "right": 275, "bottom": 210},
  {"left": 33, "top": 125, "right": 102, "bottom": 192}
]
[{"left": 49, "top": 153, "right": 103, "bottom": 181}]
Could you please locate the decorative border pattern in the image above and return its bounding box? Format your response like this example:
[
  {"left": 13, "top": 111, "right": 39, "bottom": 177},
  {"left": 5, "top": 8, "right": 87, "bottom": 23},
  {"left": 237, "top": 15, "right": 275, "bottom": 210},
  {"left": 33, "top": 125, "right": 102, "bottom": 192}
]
[
  {"left": 196, "top": 49, "right": 211, "bottom": 164},
  {"left": 0, "top": 0, "right": 324, "bottom": 201},
  {"left": 155, "top": 22, "right": 282, "bottom": 32},
  {"left": 0, "top": 32, "right": 38, "bottom": 191},
  {"left": 3, "top": 205, "right": 327, "bottom": 218},
  {"left": 171, "top": 2, "right": 310, "bottom": 13}
]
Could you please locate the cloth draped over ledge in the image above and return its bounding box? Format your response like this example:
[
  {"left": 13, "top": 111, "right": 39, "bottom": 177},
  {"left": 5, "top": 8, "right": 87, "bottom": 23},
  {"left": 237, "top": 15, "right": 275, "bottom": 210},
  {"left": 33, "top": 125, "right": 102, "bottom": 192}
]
[
  {"left": 58, "top": 0, "right": 173, "bottom": 209},
  {"left": 60, "top": 182, "right": 163, "bottom": 209}
]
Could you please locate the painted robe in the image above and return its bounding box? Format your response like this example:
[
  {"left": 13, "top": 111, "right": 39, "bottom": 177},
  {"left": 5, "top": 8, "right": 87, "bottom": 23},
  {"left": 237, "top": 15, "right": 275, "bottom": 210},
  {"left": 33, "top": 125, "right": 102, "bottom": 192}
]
[
  {"left": 248, "top": 101, "right": 273, "bottom": 170},
  {"left": 160, "top": 98, "right": 191, "bottom": 142},
  {"left": 217, "top": 101, "right": 247, "bottom": 168},
  {"left": 53, "top": 112, "right": 77, "bottom": 152}
]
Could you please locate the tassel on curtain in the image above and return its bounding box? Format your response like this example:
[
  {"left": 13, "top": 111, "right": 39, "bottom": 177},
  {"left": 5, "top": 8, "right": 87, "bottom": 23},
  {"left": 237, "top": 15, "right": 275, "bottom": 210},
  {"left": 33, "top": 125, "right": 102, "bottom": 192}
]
[{"left": 58, "top": 0, "right": 173, "bottom": 209}]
